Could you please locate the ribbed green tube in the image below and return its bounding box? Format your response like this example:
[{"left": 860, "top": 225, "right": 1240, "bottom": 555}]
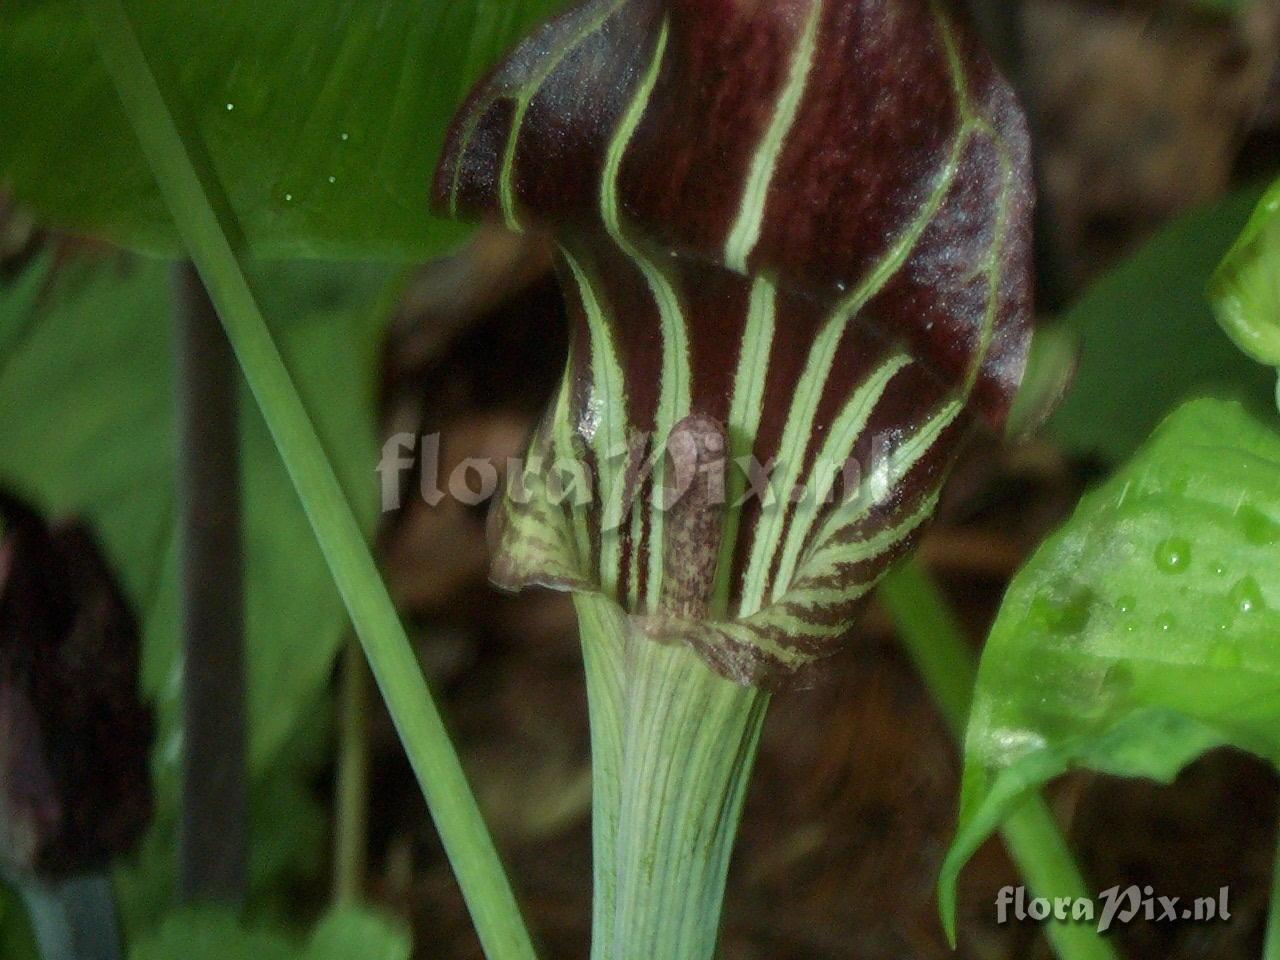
[{"left": 577, "top": 595, "right": 767, "bottom": 960}]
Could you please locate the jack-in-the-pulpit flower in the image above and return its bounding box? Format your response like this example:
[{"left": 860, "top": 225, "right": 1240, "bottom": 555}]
[
  {"left": 0, "top": 494, "right": 152, "bottom": 882},
  {"left": 436, "top": 5, "right": 1032, "bottom": 956},
  {"left": 434, "top": 0, "right": 1032, "bottom": 687}
]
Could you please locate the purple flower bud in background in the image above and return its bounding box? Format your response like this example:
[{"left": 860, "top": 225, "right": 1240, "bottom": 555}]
[{"left": 0, "top": 493, "right": 152, "bottom": 883}]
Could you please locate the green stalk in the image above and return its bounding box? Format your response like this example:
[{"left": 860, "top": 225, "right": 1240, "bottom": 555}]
[
  {"left": 82, "top": 2, "right": 536, "bottom": 956},
  {"left": 577, "top": 595, "right": 766, "bottom": 960},
  {"left": 878, "top": 560, "right": 1119, "bottom": 960},
  {"left": 1266, "top": 822, "right": 1280, "bottom": 960}
]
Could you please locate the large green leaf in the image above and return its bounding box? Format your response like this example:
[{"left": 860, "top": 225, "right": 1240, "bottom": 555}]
[
  {"left": 0, "top": 0, "right": 564, "bottom": 260},
  {"left": 0, "top": 254, "right": 390, "bottom": 778},
  {"left": 1050, "top": 185, "right": 1277, "bottom": 460},
  {"left": 941, "top": 399, "right": 1280, "bottom": 924}
]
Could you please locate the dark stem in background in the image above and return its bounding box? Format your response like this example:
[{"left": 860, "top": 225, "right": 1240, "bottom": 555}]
[
  {"left": 173, "top": 262, "right": 248, "bottom": 905},
  {"left": 333, "top": 637, "right": 370, "bottom": 904}
]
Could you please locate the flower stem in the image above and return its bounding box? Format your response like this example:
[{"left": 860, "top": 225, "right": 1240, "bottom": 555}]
[
  {"left": 577, "top": 594, "right": 767, "bottom": 960},
  {"left": 83, "top": 2, "right": 536, "bottom": 956},
  {"left": 173, "top": 262, "right": 248, "bottom": 906},
  {"left": 17, "top": 874, "right": 121, "bottom": 960},
  {"left": 878, "top": 560, "right": 1119, "bottom": 960},
  {"left": 333, "top": 637, "right": 370, "bottom": 905}
]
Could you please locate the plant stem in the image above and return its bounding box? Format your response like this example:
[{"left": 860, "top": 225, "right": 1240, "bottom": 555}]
[
  {"left": 333, "top": 637, "right": 370, "bottom": 905},
  {"left": 576, "top": 595, "right": 767, "bottom": 960},
  {"left": 878, "top": 560, "right": 1119, "bottom": 960},
  {"left": 1266, "top": 819, "right": 1280, "bottom": 960},
  {"left": 173, "top": 262, "right": 248, "bottom": 906},
  {"left": 83, "top": 2, "right": 537, "bottom": 956},
  {"left": 18, "top": 874, "right": 122, "bottom": 960}
]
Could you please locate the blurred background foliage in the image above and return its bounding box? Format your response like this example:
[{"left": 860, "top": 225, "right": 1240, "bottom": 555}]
[{"left": 0, "top": 0, "right": 566, "bottom": 259}]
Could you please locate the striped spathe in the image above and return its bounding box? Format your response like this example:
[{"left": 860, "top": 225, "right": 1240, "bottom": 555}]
[{"left": 432, "top": 0, "right": 1034, "bottom": 686}]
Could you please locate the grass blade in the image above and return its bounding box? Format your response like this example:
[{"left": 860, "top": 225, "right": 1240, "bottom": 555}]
[{"left": 81, "top": 1, "right": 537, "bottom": 955}]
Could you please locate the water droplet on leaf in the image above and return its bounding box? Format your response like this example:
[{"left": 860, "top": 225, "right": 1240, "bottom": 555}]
[
  {"left": 1032, "top": 588, "right": 1094, "bottom": 636},
  {"left": 1154, "top": 537, "right": 1191, "bottom": 573},
  {"left": 1156, "top": 614, "right": 1176, "bottom": 632},
  {"left": 1116, "top": 595, "right": 1136, "bottom": 615},
  {"left": 1229, "top": 576, "right": 1266, "bottom": 615},
  {"left": 1103, "top": 663, "right": 1134, "bottom": 696}
]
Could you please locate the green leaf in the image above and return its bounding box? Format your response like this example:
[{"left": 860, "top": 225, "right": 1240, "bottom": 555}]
[
  {"left": 306, "top": 908, "right": 410, "bottom": 960},
  {"left": 941, "top": 399, "right": 1280, "bottom": 924},
  {"left": 129, "top": 908, "right": 296, "bottom": 960},
  {"left": 1050, "top": 184, "right": 1277, "bottom": 459},
  {"left": 0, "top": 251, "right": 54, "bottom": 359},
  {"left": 0, "top": 254, "right": 391, "bottom": 779},
  {"left": 0, "top": 0, "right": 565, "bottom": 260},
  {"left": 1211, "top": 178, "right": 1280, "bottom": 391},
  {"left": 128, "top": 905, "right": 409, "bottom": 960},
  {"left": 0, "top": 254, "right": 389, "bottom": 937},
  {"left": 114, "top": 701, "right": 331, "bottom": 938},
  {"left": 0, "top": 884, "right": 38, "bottom": 960}
]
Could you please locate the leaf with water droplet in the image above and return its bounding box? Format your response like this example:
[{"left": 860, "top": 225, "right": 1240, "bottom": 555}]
[
  {"left": 941, "top": 399, "right": 1280, "bottom": 926},
  {"left": 1228, "top": 576, "right": 1266, "bottom": 615},
  {"left": 1238, "top": 505, "right": 1280, "bottom": 546},
  {"left": 0, "top": 0, "right": 567, "bottom": 259},
  {"left": 1153, "top": 536, "right": 1193, "bottom": 574}
]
